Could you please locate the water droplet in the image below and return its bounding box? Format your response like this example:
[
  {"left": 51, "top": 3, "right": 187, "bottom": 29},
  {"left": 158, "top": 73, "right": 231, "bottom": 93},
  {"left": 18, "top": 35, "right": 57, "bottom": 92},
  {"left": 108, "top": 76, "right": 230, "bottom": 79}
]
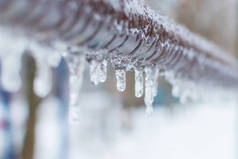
[{"left": 115, "top": 69, "right": 126, "bottom": 92}]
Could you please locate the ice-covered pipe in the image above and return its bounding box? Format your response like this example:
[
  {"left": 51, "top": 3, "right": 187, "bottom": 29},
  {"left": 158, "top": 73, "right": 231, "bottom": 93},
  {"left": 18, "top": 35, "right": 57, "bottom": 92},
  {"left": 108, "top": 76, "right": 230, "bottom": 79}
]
[{"left": 0, "top": 0, "right": 238, "bottom": 103}]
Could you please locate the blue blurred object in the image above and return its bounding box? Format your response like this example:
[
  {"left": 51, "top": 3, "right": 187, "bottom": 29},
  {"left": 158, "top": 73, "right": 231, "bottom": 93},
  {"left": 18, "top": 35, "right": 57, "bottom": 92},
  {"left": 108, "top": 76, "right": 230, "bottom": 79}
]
[
  {"left": 55, "top": 59, "right": 69, "bottom": 159},
  {"left": 154, "top": 80, "right": 179, "bottom": 107},
  {"left": 0, "top": 62, "right": 16, "bottom": 159}
]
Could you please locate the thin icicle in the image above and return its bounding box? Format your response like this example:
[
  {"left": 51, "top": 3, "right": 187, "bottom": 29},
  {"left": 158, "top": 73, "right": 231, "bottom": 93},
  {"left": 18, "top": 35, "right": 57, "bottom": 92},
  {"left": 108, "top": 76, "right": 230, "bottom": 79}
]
[
  {"left": 1, "top": 54, "right": 22, "bottom": 92},
  {"left": 144, "top": 66, "right": 159, "bottom": 115},
  {"left": 144, "top": 67, "right": 154, "bottom": 114},
  {"left": 135, "top": 69, "right": 144, "bottom": 98},
  {"left": 65, "top": 54, "right": 85, "bottom": 124},
  {"left": 99, "top": 60, "right": 108, "bottom": 83},
  {"left": 115, "top": 69, "right": 126, "bottom": 92},
  {"left": 0, "top": 29, "right": 27, "bottom": 92},
  {"left": 33, "top": 61, "right": 52, "bottom": 98},
  {"left": 47, "top": 50, "right": 62, "bottom": 68},
  {"left": 172, "top": 85, "right": 180, "bottom": 97},
  {"left": 152, "top": 68, "right": 159, "bottom": 97},
  {"left": 28, "top": 43, "right": 55, "bottom": 97},
  {"left": 90, "top": 59, "right": 108, "bottom": 85}
]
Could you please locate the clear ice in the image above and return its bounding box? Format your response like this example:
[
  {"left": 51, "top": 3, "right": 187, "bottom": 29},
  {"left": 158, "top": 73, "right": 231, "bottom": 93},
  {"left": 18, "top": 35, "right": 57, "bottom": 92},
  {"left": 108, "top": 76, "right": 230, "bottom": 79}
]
[
  {"left": 115, "top": 69, "right": 126, "bottom": 92},
  {"left": 90, "top": 59, "right": 108, "bottom": 85},
  {"left": 34, "top": 62, "right": 52, "bottom": 98},
  {"left": 0, "top": 29, "right": 27, "bottom": 92},
  {"left": 30, "top": 43, "right": 54, "bottom": 98},
  {"left": 135, "top": 69, "right": 144, "bottom": 98},
  {"left": 65, "top": 54, "right": 85, "bottom": 124},
  {"left": 47, "top": 49, "right": 62, "bottom": 68},
  {"left": 1, "top": 54, "right": 23, "bottom": 92},
  {"left": 144, "top": 66, "right": 159, "bottom": 115}
]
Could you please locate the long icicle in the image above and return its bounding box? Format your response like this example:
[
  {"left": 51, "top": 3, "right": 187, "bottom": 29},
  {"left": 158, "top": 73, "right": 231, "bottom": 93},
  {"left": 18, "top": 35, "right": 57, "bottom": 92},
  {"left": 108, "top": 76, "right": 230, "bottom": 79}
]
[
  {"left": 65, "top": 53, "right": 85, "bottom": 124},
  {"left": 135, "top": 69, "right": 144, "bottom": 98},
  {"left": 90, "top": 59, "right": 108, "bottom": 85},
  {"left": 115, "top": 69, "right": 126, "bottom": 92},
  {"left": 144, "top": 66, "right": 159, "bottom": 115}
]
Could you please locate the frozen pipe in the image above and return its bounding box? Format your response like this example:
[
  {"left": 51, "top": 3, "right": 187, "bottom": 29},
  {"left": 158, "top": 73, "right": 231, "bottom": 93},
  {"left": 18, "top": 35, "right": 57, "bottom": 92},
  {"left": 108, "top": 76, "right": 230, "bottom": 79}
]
[{"left": 0, "top": 0, "right": 238, "bottom": 91}]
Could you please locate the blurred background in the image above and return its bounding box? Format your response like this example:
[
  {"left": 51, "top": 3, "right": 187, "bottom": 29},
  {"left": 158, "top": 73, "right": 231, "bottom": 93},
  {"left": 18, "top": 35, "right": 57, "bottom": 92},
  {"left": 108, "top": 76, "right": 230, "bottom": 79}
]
[{"left": 0, "top": 0, "right": 238, "bottom": 159}]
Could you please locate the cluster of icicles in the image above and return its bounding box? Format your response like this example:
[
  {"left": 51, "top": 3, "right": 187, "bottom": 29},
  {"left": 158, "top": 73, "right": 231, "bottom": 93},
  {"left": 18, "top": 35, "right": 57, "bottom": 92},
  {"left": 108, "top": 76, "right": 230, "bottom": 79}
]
[
  {"left": 66, "top": 52, "right": 160, "bottom": 122},
  {"left": 1, "top": 28, "right": 237, "bottom": 124},
  {"left": 88, "top": 58, "right": 159, "bottom": 114},
  {"left": 0, "top": 29, "right": 163, "bottom": 123}
]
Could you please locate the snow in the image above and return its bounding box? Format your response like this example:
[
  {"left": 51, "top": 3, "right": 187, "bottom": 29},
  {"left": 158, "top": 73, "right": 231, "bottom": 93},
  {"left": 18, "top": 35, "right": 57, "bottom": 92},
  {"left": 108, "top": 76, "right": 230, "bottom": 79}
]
[{"left": 33, "top": 94, "right": 237, "bottom": 159}]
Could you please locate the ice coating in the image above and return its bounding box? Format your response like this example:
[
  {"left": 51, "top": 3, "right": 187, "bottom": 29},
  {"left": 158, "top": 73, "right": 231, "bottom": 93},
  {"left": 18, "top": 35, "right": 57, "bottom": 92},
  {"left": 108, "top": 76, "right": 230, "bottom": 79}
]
[
  {"left": 105, "top": 0, "right": 237, "bottom": 65},
  {"left": 0, "top": 0, "right": 237, "bottom": 92},
  {"left": 0, "top": 0, "right": 237, "bottom": 117}
]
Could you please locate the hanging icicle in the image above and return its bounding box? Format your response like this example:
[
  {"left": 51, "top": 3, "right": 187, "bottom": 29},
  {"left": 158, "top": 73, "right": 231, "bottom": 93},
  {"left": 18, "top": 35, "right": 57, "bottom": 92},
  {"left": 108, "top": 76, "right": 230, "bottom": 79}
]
[
  {"left": 64, "top": 53, "right": 85, "bottom": 124},
  {"left": 135, "top": 69, "right": 144, "bottom": 98},
  {"left": 90, "top": 59, "right": 108, "bottom": 85},
  {"left": 29, "top": 43, "right": 53, "bottom": 98},
  {"left": 115, "top": 69, "right": 126, "bottom": 92},
  {"left": 0, "top": 29, "right": 27, "bottom": 92},
  {"left": 144, "top": 66, "right": 159, "bottom": 115}
]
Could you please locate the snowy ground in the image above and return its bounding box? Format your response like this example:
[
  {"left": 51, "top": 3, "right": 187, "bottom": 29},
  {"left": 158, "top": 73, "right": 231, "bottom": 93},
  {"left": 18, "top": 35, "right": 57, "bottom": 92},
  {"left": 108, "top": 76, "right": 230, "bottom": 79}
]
[{"left": 33, "top": 92, "right": 237, "bottom": 159}]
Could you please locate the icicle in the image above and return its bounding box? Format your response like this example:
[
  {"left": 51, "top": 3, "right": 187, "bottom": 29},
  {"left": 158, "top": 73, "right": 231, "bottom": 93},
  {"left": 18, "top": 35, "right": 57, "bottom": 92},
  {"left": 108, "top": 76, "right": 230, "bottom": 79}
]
[
  {"left": 47, "top": 50, "right": 62, "bottom": 68},
  {"left": 152, "top": 68, "right": 159, "bottom": 97},
  {"left": 172, "top": 85, "right": 180, "bottom": 97},
  {"left": 68, "top": 73, "right": 81, "bottom": 124},
  {"left": 29, "top": 43, "right": 53, "bottom": 98},
  {"left": 180, "top": 90, "right": 190, "bottom": 104},
  {"left": 90, "top": 59, "right": 107, "bottom": 85},
  {"left": 144, "top": 67, "right": 154, "bottom": 115},
  {"left": 65, "top": 54, "right": 85, "bottom": 124},
  {"left": 1, "top": 54, "right": 22, "bottom": 92},
  {"left": 0, "top": 29, "right": 27, "bottom": 92},
  {"left": 115, "top": 69, "right": 126, "bottom": 92},
  {"left": 144, "top": 66, "right": 159, "bottom": 115},
  {"left": 135, "top": 69, "right": 144, "bottom": 98},
  {"left": 33, "top": 61, "right": 52, "bottom": 98}
]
